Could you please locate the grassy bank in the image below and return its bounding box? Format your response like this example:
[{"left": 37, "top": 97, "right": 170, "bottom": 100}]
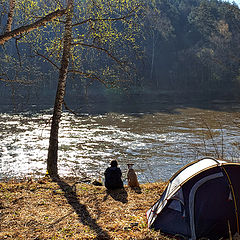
[{"left": 0, "top": 177, "right": 172, "bottom": 240}]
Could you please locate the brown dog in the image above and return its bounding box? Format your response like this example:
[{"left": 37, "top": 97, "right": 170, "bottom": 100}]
[{"left": 127, "top": 163, "right": 139, "bottom": 188}]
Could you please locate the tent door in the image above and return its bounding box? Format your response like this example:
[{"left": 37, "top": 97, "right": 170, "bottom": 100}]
[{"left": 188, "top": 172, "right": 224, "bottom": 240}]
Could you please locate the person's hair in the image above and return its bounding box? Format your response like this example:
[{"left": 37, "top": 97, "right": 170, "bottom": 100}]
[{"left": 110, "top": 160, "right": 118, "bottom": 167}]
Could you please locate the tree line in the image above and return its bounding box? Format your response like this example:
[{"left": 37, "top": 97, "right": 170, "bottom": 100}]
[
  {"left": 137, "top": 0, "right": 240, "bottom": 94},
  {"left": 1, "top": 0, "right": 240, "bottom": 99}
]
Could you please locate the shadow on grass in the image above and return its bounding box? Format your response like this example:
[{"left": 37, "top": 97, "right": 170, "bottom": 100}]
[
  {"left": 130, "top": 186, "right": 142, "bottom": 194},
  {"left": 55, "top": 177, "right": 111, "bottom": 240},
  {"left": 103, "top": 188, "right": 128, "bottom": 203}
]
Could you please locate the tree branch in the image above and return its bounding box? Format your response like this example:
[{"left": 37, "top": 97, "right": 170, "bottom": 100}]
[
  {"left": 63, "top": 100, "right": 80, "bottom": 116},
  {"left": 72, "top": 16, "right": 131, "bottom": 27},
  {"left": 0, "top": 77, "right": 35, "bottom": 84},
  {"left": 0, "top": 9, "right": 66, "bottom": 45},
  {"left": 72, "top": 5, "right": 140, "bottom": 27},
  {"left": 15, "top": 39, "right": 22, "bottom": 67},
  {"left": 68, "top": 69, "right": 108, "bottom": 87},
  {"left": 71, "top": 42, "right": 123, "bottom": 66},
  {"left": 35, "top": 51, "right": 60, "bottom": 69}
]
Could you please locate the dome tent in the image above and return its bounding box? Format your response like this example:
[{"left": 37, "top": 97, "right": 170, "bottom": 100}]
[{"left": 146, "top": 158, "right": 240, "bottom": 239}]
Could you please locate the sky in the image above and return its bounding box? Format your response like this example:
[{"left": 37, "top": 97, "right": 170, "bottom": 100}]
[{"left": 227, "top": 0, "right": 240, "bottom": 6}]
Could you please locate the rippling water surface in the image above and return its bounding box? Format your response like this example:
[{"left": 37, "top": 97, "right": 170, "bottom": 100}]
[{"left": 0, "top": 105, "right": 240, "bottom": 182}]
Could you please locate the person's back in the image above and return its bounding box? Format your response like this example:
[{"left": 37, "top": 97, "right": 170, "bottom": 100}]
[{"left": 104, "top": 160, "right": 123, "bottom": 190}]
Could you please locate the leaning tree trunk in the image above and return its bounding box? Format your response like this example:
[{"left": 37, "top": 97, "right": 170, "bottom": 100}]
[
  {"left": 5, "top": 0, "right": 16, "bottom": 33},
  {"left": 47, "top": 0, "right": 73, "bottom": 178}
]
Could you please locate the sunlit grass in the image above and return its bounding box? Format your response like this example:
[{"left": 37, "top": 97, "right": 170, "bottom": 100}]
[{"left": 0, "top": 177, "right": 169, "bottom": 240}]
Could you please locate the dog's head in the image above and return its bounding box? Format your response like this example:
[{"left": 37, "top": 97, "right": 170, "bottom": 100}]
[{"left": 127, "top": 163, "right": 134, "bottom": 170}]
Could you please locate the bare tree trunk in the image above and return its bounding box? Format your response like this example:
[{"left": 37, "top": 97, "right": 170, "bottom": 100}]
[
  {"left": 47, "top": 0, "right": 73, "bottom": 178},
  {"left": 5, "top": 0, "right": 16, "bottom": 33},
  {"left": 150, "top": 30, "right": 155, "bottom": 81}
]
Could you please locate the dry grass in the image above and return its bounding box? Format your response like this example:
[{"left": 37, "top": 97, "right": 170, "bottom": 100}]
[{"left": 0, "top": 177, "right": 173, "bottom": 240}]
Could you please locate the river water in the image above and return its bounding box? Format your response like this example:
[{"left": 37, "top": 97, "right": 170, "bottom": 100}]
[{"left": 0, "top": 102, "right": 240, "bottom": 183}]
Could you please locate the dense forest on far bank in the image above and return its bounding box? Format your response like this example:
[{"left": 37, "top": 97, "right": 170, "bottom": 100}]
[{"left": 0, "top": 0, "right": 240, "bottom": 110}]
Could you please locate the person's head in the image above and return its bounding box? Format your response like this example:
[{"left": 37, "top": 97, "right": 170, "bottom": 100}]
[{"left": 110, "top": 160, "right": 118, "bottom": 167}]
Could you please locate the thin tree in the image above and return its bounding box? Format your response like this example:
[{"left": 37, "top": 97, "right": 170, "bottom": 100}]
[
  {"left": 0, "top": 0, "right": 142, "bottom": 179},
  {"left": 47, "top": 0, "right": 74, "bottom": 178},
  {"left": 5, "top": 0, "right": 16, "bottom": 33}
]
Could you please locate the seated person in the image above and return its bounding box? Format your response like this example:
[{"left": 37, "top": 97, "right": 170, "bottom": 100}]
[{"left": 104, "top": 160, "right": 123, "bottom": 190}]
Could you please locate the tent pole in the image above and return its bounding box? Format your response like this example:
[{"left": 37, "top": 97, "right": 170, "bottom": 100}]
[{"left": 222, "top": 166, "right": 240, "bottom": 234}]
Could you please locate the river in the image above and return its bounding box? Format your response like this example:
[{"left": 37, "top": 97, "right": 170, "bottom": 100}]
[{"left": 0, "top": 101, "right": 240, "bottom": 183}]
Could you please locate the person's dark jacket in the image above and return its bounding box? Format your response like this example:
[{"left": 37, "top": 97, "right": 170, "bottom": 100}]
[{"left": 104, "top": 166, "right": 123, "bottom": 190}]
